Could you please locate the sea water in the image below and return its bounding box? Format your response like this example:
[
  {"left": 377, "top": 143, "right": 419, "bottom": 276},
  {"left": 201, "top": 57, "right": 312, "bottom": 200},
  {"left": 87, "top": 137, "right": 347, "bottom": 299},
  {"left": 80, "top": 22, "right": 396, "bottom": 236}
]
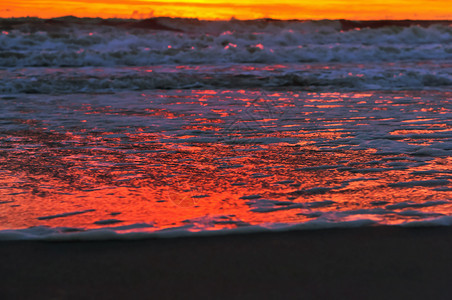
[{"left": 0, "top": 17, "right": 451, "bottom": 240}]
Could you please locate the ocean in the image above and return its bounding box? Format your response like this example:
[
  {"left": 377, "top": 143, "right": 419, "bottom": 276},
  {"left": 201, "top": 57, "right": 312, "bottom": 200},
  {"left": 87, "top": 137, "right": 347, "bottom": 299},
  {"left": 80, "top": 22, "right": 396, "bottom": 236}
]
[{"left": 0, "top": 17, "right": 451, "bottom": 240}]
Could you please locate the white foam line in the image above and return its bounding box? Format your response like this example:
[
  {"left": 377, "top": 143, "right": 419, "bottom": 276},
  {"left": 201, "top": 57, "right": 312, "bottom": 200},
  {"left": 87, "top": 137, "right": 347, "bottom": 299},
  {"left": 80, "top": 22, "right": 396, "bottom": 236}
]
[{"left": 5, "top": 216, "right": 452, "bottom": 241}]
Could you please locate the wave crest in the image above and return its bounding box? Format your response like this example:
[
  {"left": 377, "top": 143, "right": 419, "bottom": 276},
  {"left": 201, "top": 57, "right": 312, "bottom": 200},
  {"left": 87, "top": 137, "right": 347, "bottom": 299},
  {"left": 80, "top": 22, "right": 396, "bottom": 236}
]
[{"left": 1, "top": 17, "right": 452, "bottom": 67}]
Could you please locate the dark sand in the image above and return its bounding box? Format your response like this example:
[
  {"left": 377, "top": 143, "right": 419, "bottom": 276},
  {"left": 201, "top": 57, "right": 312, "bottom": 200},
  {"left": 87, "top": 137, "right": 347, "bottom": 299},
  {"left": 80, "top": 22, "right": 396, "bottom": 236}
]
[{"left": 1, "top": 226, "right": 452, "bottom": 299}]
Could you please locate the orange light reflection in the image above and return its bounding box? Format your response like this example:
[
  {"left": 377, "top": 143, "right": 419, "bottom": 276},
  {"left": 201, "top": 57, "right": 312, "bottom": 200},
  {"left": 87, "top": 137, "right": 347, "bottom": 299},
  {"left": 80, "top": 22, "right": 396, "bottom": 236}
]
[{"left": 1, "top": 90, "right": 451, "bottom": 232}]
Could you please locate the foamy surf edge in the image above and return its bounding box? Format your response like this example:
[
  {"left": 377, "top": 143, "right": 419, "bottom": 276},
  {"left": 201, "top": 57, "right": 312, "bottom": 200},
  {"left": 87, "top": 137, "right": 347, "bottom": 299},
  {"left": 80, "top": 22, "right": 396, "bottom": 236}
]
[{"left": 2, "top": 217, "right": 452, "bottom": 241}]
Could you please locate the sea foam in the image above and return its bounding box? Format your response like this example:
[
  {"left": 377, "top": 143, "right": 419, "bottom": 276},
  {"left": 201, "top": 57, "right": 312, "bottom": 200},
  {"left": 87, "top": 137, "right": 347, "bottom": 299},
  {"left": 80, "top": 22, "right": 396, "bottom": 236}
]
[{"left": 1, "top": 17, "right": 452, "bottom": 93}]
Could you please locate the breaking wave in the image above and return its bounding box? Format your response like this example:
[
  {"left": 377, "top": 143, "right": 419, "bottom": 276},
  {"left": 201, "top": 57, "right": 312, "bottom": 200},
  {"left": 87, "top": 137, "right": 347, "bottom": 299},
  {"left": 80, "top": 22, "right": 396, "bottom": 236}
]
[{"left": 1, "top": 17, "right": 452, "bottom": 67}]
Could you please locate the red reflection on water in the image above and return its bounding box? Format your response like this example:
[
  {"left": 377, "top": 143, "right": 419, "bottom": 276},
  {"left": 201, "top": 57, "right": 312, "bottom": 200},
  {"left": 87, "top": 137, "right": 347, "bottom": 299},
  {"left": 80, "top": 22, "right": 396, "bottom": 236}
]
[
  {"left": 2, "top": 136, "right": 450, "bottom": 230},
  {"left": 1, "top": 90, "right": 451, "bottom": 231}
]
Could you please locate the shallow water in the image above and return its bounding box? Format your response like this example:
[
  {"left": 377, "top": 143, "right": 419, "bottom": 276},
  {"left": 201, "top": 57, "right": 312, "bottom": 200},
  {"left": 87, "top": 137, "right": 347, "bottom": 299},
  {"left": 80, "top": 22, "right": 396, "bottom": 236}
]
[
  {"left": 0, "top": 18, "right": 451, "bottom": 239},
  {"left": 1, "top": 90, "right": 451, "bottom": 239}
]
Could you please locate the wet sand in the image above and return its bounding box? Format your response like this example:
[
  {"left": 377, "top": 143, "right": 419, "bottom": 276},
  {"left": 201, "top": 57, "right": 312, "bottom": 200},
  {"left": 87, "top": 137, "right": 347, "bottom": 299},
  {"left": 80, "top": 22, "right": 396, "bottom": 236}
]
[{"left": 1, "top": 226, "right": 452, "bottom": 299}]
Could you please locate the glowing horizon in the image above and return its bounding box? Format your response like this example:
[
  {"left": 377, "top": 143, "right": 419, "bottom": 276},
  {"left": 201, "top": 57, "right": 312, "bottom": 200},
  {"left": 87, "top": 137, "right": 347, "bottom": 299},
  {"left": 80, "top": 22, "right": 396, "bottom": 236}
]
[{"left": 1, "top": 0, "right": 452, "bottom": 20}]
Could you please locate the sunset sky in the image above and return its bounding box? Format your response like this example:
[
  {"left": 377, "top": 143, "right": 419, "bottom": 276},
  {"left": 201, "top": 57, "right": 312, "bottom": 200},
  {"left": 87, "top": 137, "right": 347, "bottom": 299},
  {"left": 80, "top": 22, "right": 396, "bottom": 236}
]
[{"left": 1, "top": 0, "right": 451, "bottom": 20}]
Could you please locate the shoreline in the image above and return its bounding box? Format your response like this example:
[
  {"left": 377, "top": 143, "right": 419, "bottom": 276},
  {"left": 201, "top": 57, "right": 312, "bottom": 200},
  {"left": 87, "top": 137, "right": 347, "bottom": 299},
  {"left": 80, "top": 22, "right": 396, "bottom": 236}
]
[{"left": 2, "top": 226, "right": 452, "bottom": 299}]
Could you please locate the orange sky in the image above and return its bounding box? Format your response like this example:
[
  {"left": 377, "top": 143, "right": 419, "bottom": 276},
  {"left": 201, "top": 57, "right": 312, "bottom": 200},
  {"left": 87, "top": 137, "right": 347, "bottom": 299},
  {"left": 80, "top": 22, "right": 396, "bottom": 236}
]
[{"left": 1, "top": 0, "right": 451, "bottom": 20}]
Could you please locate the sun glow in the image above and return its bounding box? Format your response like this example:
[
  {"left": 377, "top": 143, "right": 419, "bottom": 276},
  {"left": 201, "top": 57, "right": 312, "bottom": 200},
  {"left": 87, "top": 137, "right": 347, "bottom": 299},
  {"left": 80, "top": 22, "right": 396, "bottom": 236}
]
[{"left": 1, "top": 0, "right": 451, "bottom": 20}]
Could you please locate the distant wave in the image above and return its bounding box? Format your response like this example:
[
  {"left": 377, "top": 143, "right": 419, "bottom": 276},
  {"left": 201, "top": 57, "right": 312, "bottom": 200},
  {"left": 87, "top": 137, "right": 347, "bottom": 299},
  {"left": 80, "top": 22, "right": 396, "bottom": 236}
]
[{"left": 2, "top": 17, "right": 451, "bottom": 31}]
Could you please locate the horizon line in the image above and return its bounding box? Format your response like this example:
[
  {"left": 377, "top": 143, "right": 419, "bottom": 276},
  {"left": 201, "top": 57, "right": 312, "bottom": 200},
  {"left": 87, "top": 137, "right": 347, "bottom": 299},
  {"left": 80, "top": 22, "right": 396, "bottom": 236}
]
[{"left": 2, "top": 15, "right": 452, "bottom": 22}]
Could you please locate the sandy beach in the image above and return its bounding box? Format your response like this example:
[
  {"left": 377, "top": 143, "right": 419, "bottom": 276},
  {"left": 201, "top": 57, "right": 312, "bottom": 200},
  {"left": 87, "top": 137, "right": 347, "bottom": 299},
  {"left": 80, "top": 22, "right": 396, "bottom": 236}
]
[{"left": 1, "top": 226, "right": 452, "bottom": 299}]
